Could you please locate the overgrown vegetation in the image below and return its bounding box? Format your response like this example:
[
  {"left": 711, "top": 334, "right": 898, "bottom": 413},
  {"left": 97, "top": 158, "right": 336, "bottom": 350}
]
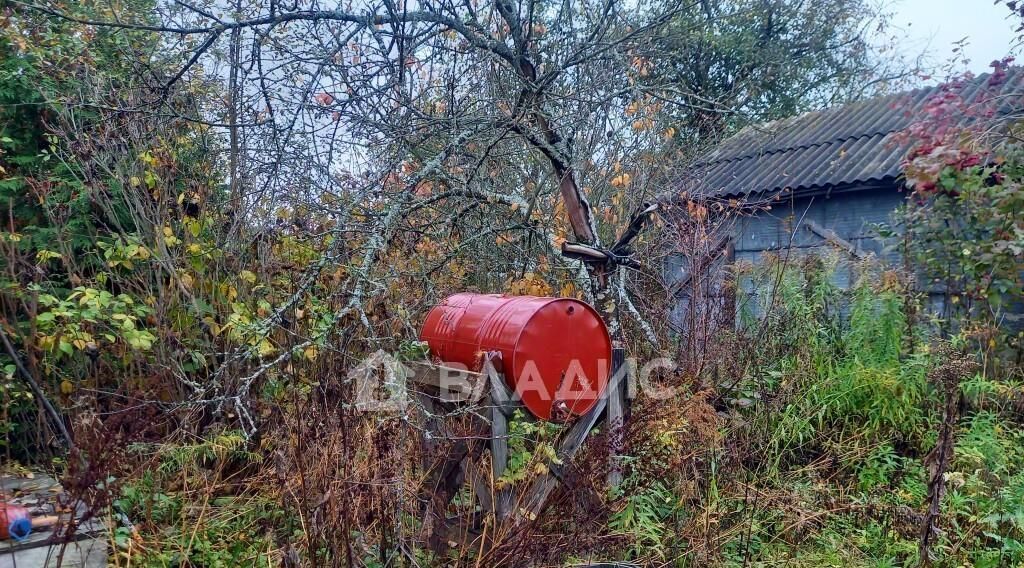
[
  {"left": 0, "top": 0, "right": 1021, "bottom": 566},
  {"left": 721, "top": 258, "right": 1022, "bottom": 567}
]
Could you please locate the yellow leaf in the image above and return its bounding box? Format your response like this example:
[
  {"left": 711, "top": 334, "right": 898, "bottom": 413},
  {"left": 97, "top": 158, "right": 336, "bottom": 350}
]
[
  {"left": 303, "top": 346, "right": 318, "bottom": 361},
  {"left": 130, "top": 176, "right": 141, "bottom": 187},
  {"left": 60, "top": 380, "right": 74, "bottom": 395},
  {"left": 186, "top": 217, "right": 202, "bottom": 237},
  {"left": 203, "top": 317, "right": 221, "bottom": 336},
  {"left": 257, "top": 339, "right": 276, "bottom": 357},
  {"left": 218, "top": 282, "right": 231, "bottom": 299},
  {"left": 180, "top": 273, "right": 194, "bottom": 289},
  {"left": 38, "top": 335, "right": 54, "bottom": 351},
  {"left": 519, "top": 508, "right": 537, "bottom": 521},
  {"left": 240, "top": 270, "right": 257, "bottom": 284}
]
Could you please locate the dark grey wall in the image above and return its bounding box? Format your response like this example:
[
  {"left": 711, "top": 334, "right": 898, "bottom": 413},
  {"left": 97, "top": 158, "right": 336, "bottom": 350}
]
[
  {"left": 732, "top": 184, "right": 906, "bottom": 320},
  {"left": 668, "top": 183, "right": 1022, "bottom": 334},
  {"left": 734, "top": 184, "right": 905, "bottom": 267},
  {"left": 666, "top": 184, "right": 908, "bottom": 331}
]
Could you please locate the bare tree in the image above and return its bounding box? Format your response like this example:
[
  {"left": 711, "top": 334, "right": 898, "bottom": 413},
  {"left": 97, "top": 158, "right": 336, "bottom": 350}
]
[{"left": 14, "top": 0, "right": 911, "bottom": 429}]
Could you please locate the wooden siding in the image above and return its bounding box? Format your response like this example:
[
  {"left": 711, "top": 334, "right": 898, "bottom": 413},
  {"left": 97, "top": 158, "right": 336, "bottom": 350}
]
[
  {"left": 731, "top": 185, "right": 905, "bottom": 320},
  {"left": 667, "top": 184, "right": 907, "bottom": 331},
  {"left": 733, "top": 185, "right": 904, "bottom": 264}
]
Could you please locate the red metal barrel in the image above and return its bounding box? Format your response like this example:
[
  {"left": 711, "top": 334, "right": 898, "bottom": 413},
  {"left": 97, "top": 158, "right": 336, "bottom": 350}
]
[{"left": 419, "top": 293, "right": 612, "bottom": 420}]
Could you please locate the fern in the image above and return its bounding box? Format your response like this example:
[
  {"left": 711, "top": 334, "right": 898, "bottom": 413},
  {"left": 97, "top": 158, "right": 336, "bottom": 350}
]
[{"left": 609, "top": 479, "right": 674, "bottom": 559}]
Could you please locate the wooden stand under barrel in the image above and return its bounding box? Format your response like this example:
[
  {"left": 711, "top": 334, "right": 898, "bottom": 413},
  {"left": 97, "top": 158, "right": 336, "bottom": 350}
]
[{"left": 405, "top": 348, "right": 628, "bottom": 551}]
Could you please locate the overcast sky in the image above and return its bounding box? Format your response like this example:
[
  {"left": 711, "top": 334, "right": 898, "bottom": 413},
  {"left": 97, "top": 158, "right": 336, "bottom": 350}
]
[{"left": 889, "top": 0, "right": 1019, "bottom": 78}]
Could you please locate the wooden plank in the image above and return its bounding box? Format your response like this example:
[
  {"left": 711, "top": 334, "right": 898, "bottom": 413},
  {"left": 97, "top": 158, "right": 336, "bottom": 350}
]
[
  {"left": 803, "top": 219, "right": 866, "bottom": 260},
  {"left": 490, "top": 401, "right": 510, "bottom": 519},
  {"left": 483, "top": 352, "right": 514, "bottom": 519},
  {"left": 665, "top": 231, "right": 733, "bottom": 300},
  {"left": 411, "top": 352, "right": 521, "bottom": 537},
  {"left": 412, "top": 383, "right": 488, "bottom": 551},
  {"left": 605, "top": 347, "right": 626, "bottom": 489},
  {"left": 519, "top": 360, "right": 629, "bottom": 519},
  {"left": 422, "top": 436, "right": 485, "bottom": 552},
  {"left": 466, "top": 459, "right": 493, "bottom": 514},
  {"left": 405, "top": 360, "right": 488, "bottom": 403}
]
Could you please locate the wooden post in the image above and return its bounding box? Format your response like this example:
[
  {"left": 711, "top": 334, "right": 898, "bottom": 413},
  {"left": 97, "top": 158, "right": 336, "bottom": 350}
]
[
  {"left": 606, "top": 346, "right": 626, "bottom": 489},
  {"left": 519, "top": 361, "right": 629, "bottom": 519},
  {"left": 407, "top": 360, "right": 488, "bottom": 550},
  {"left": 803, "top": 219, "right": 866, "bottom": 260},
  {"left": 484, "top": 353, "right": 514, "bottom": 520}
]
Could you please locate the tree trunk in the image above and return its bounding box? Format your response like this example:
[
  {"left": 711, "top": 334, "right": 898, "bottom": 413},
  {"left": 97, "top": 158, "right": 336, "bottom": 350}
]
[{"left": 510, "top": 56, "right": 621, "bottom": 337}]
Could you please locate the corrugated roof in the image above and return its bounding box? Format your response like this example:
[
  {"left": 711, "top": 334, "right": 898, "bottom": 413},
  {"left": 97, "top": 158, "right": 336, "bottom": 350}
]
[{"left": 684, "top": 68, "right": 1024, "bottom": 198}]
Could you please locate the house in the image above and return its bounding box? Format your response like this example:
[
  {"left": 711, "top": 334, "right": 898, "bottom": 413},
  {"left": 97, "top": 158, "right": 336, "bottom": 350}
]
[{"left": 669, "top": 68, "right": 1024, "bottom": 332}]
